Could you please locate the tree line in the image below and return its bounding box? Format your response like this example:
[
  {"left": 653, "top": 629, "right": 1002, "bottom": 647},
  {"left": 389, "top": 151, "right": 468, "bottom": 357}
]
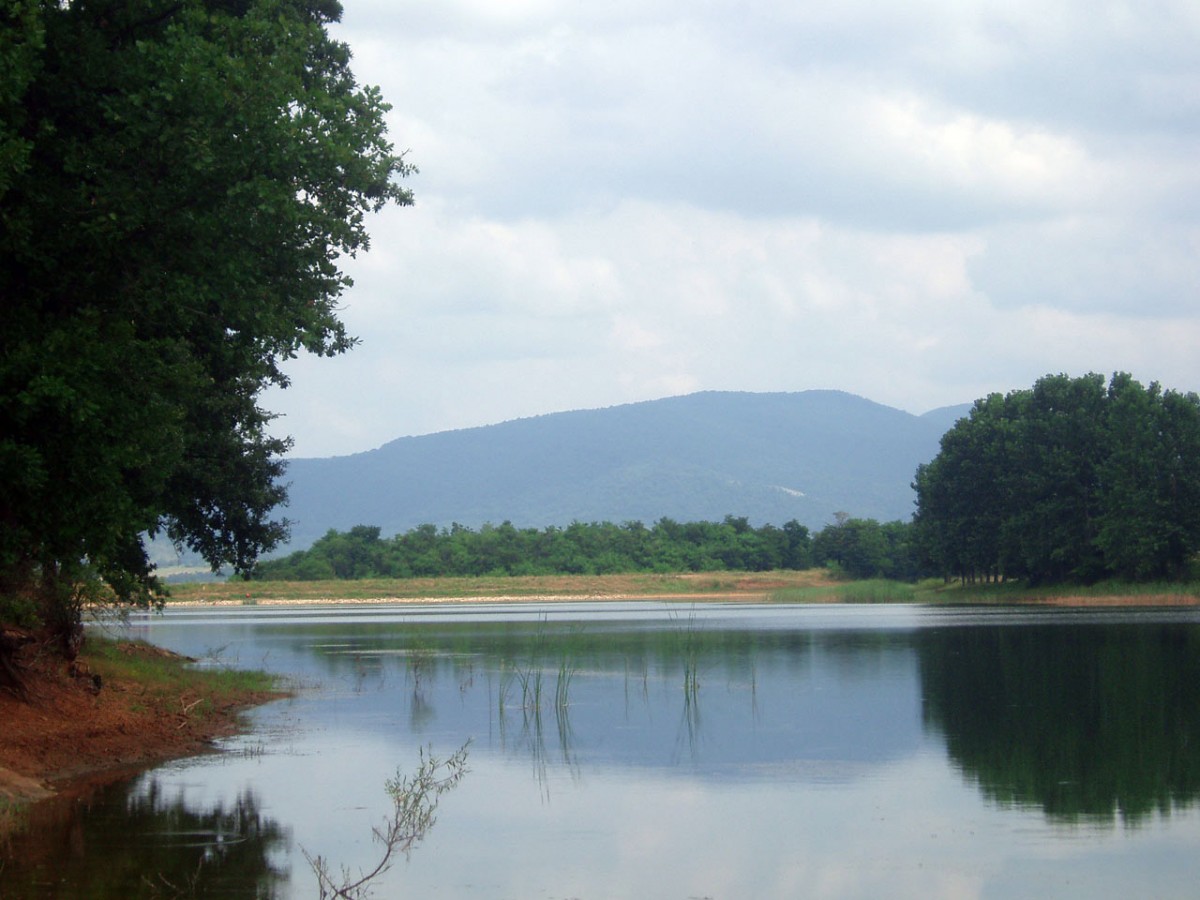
[
  {"left": 262, "top": 371, "right": 1200, "bottom": 587},
  {"left": 252, "top": 516, "right": 922, "bottom": 581},
  {"left": 913, "top": 373, "right": 1200, "bottom": 585}
]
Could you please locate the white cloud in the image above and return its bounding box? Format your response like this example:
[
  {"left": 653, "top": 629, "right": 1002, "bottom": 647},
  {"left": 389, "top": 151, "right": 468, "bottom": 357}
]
[{"left": 265, "top": 0, "right": 1200, "bottom": 456}]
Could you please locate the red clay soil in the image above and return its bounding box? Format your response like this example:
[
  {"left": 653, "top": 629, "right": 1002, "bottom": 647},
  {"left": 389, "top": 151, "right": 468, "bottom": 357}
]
[{"left": 0, "top": 639, "right": 277, "bottom": 810}]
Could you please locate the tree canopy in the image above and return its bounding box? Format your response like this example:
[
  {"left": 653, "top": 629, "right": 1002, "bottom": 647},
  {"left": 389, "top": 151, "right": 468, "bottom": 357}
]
[
  {"left": 253, "top": 517, "right": 818, "bottom": 580},
  {"left": 0, "top": 0, "right": 411, "bottom": 645},
  {"left": 913, "top": 373, "right": 1200, "bottom": 585}
]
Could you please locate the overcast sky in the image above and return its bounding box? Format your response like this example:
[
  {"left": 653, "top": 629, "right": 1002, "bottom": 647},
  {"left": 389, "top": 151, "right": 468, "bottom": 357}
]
[{"left": 264, "top": 0, "right": 1200, "bottom": 458}]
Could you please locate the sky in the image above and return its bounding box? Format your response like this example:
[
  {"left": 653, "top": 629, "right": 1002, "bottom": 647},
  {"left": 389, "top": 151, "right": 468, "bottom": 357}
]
[{"left": 264, "top": 0, "right": 1200, "bottom": 458}]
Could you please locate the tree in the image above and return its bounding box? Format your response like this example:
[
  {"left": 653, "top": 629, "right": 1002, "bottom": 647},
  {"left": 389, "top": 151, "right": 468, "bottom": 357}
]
[
  {"left": 914, "top": 373, "right": 1200, "bottom": 586},
  {"left": 0, "top": 0, "right": 412, "bottom": 650},
  {"left": 912, "top": 395, "right": 1013, "bottom": 582},
  {"left": 812, "top": 516, "right": 916, "bottom": 580},
  {"left": 1009, "top": 373, "right": 1108, "bottom": 583},
  {"left": 1097, "top": 376, "right": 1200, "bottom": 580}
]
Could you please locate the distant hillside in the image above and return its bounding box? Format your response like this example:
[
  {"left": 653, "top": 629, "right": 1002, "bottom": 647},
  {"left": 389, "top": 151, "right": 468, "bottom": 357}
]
[{"left": 275, "top": 391, "right": 969, "bottom": 552}]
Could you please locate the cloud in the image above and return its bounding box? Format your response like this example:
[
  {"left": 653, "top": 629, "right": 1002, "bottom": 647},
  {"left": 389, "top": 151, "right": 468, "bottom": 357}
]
[{"left": 265, "top": 1, "right": 1200, "bottom": 457}]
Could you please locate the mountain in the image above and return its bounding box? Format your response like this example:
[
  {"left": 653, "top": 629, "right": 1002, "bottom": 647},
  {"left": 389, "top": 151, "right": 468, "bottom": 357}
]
[{"left": 275, "top": 390, "right": 970, "bottom": 552}]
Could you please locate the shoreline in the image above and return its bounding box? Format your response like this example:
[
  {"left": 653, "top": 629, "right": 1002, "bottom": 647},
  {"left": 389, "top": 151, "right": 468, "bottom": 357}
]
[
  {"left": 161, "top": 591, "right": 1200, "bottom": 608},
  {"left": 163, "top": 591, "right": 776, "bottom": 607},
  {"left": 0, "top": 638, "right": 285, "bottom": 833},
  {"left": 164, "top": 570, "right": 1200, "bottom": 609},
  {"left": 6, "top": 586, "right": 1196, "bottom": 833}
]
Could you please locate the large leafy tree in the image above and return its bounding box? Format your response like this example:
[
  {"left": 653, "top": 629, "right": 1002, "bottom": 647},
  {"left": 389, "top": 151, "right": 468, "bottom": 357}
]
[
  {"left": 0, "top": 0, "right": 412, "bottom": 648},
  {"left": 914, "top": 373, "right": 1200, "bottom": 585},
  {"left": 1097, "top": 375, "right": 1200, "bottom": 580}
]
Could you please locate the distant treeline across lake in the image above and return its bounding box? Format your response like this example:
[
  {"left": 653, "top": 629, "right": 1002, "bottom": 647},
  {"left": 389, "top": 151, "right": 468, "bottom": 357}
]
[{"left": 252, "top": 517, "right": 920, "bottom": 582}]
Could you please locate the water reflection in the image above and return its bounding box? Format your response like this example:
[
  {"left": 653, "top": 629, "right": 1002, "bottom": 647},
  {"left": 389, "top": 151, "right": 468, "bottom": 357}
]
[
  {"left": 314, "top": 613, "right": 1200, "bottom": 826},
  {"left": 918, "top": 623, "right": 1200, "bottom": 823},
  {"left": 5, "top": 776, "right": 289, "bottom": 898},
  {"left": 309, "top": 620, "right": 927, "bottom": 780},
  {"left": 12, "top": 604, "right": 1196, "bottom": 899}
]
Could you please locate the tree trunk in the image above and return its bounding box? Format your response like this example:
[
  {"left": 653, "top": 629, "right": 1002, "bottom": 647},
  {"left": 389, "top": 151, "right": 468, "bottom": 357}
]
[{"left": 0, "top": 626, "right": 35, "bottom": 700}]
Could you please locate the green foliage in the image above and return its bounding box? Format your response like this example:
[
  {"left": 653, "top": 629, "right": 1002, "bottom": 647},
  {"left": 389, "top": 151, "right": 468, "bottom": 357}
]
[
  {"left": 279, "top": 391, "right": 965, "bottom": 553},
  {"left": 0, "top": 1, "right": 411, "bottom": 641},
  {"left": 914, "top": 373, "right": 1200, "bottom": 585},
  {"left": 0, "top": 591, "right": 38, "bottom": 630},
  {"left": 254, "top": 516, "right": 818, "bottom": 580},
  {"left": 811, "top": 515, "right": 918, "bottom": 580}
]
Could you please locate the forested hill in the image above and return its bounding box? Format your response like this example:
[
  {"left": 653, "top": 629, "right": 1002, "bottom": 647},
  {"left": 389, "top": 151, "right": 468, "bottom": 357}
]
[{"left": 277, "top": 391, "right": 969, "bottom": 552}]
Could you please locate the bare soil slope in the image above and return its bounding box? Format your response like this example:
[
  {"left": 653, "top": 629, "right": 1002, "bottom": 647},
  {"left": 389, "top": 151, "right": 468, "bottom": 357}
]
[{"left": 0, "top": 638, "right": 280, "bottom": 812}]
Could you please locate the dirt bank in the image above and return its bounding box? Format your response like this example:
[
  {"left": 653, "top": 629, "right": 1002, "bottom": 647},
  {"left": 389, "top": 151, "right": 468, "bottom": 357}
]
[{"left": 0, "top": 637, "right": 283, "bottom": 827}]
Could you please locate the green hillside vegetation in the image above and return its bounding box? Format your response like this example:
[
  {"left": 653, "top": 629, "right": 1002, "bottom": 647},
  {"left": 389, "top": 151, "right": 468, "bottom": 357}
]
[
  {"left": 257, "top": 373, "right": 1200, "bottom": 592},
  {"left": 252, "top": 515, "right": 921, "bottom": 581},
  {"left": 276, "top": 392, "right": 969, "bottom": 550}
]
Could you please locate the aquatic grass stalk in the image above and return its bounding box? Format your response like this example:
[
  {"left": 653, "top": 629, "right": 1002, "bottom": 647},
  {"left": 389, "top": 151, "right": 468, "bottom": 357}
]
[
  {"left": 513, "top": 665, "right": 544, "bottom": 712},
  {"left": 554, "top": 654, "right": 575, "bottom": 711},
  {"left": 498, "top": 662, "right": 514, "bottom": 718},
  {"left": 671, "top": 607, "right": 701, "bottom": 696}
]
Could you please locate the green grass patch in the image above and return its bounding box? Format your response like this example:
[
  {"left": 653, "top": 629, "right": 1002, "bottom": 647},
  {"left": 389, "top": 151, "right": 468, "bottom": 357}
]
[
  {"left": 770, "top": 576, "right": 1200, "bottom": 605},
  {"left": 83, "top": 636, "right": 283, "bottom": 719},
  {"left": 769, "top": 578, "right": 919, "bottom": 604}
]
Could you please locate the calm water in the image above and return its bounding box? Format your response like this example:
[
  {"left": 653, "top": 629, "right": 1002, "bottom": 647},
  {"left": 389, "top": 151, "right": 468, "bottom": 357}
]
[{"left": 6, "top": 602, "right": 1200, "bottom": 898}]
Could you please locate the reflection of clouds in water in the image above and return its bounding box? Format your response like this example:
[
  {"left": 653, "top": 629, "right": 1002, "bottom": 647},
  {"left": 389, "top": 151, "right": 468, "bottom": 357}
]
[
  {"left": 116, "top": 605, "right": 1200, "bottom": 898},
  {"left": 542, "top": 755, "right": 1200, "bottom": 900},
  {"left": 432, "top": 754, "right": 1000, "bottom": 900},
  {"left": 733, "top": 758, "right": 883, "bottom": 782}
]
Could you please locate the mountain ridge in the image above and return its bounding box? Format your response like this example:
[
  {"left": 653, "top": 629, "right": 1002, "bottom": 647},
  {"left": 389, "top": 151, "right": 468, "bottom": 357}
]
[{"left": 276, "top": 390, "right": 970, "bottom": 552}]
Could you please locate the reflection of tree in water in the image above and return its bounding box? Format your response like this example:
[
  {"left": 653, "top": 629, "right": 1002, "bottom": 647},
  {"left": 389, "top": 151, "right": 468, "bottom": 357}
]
[
  {"left": 4, "top": 776, "right": 289, "bottom": 898},
  {"left": 918, "top": 624, "right": 1200, "bottom": 824}
]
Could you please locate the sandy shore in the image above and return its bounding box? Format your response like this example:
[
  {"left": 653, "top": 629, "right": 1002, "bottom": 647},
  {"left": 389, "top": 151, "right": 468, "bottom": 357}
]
[
  {"left": 163, "top": 591, "right": 1200, "bottom": 608},
  {"left": 167, "top": 593, "right": 762, "bottom": 607}
]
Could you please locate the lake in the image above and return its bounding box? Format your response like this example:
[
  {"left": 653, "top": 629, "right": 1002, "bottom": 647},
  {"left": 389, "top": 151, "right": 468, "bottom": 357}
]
[{"left": 6, "top": 601, "right": 1200, "bottom": 898}]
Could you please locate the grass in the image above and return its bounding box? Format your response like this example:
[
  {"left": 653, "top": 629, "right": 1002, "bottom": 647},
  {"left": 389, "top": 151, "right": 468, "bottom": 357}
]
[
  {"left": 771, "top": 577, "right": 1200, "bottom": 606},
  {"left": 163, "top": 568, "right": 1200, "bottom": 608},
  {"left": 909, "top": 578, "right": 1200, "bottom": 605},
  {"left": 84, "top": 636, "right": 283, "bottom": 721},
  {"left": 166, "top": 570, "right": 833, "bottom": 604},
  {"left": 769, "top": 578, "right": 920, "bottom": 604}
]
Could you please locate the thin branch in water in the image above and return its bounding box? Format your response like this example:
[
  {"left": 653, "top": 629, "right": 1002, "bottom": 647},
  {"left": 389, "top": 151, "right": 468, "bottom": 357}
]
[{"left": 304, "top": 741, "right": 471, "bottom": 899}]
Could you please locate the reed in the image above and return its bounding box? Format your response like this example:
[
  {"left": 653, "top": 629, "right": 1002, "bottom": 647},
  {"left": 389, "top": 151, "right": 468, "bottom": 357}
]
[{"left": 554, "top": 654, "right": 575, "bottom": 711}]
